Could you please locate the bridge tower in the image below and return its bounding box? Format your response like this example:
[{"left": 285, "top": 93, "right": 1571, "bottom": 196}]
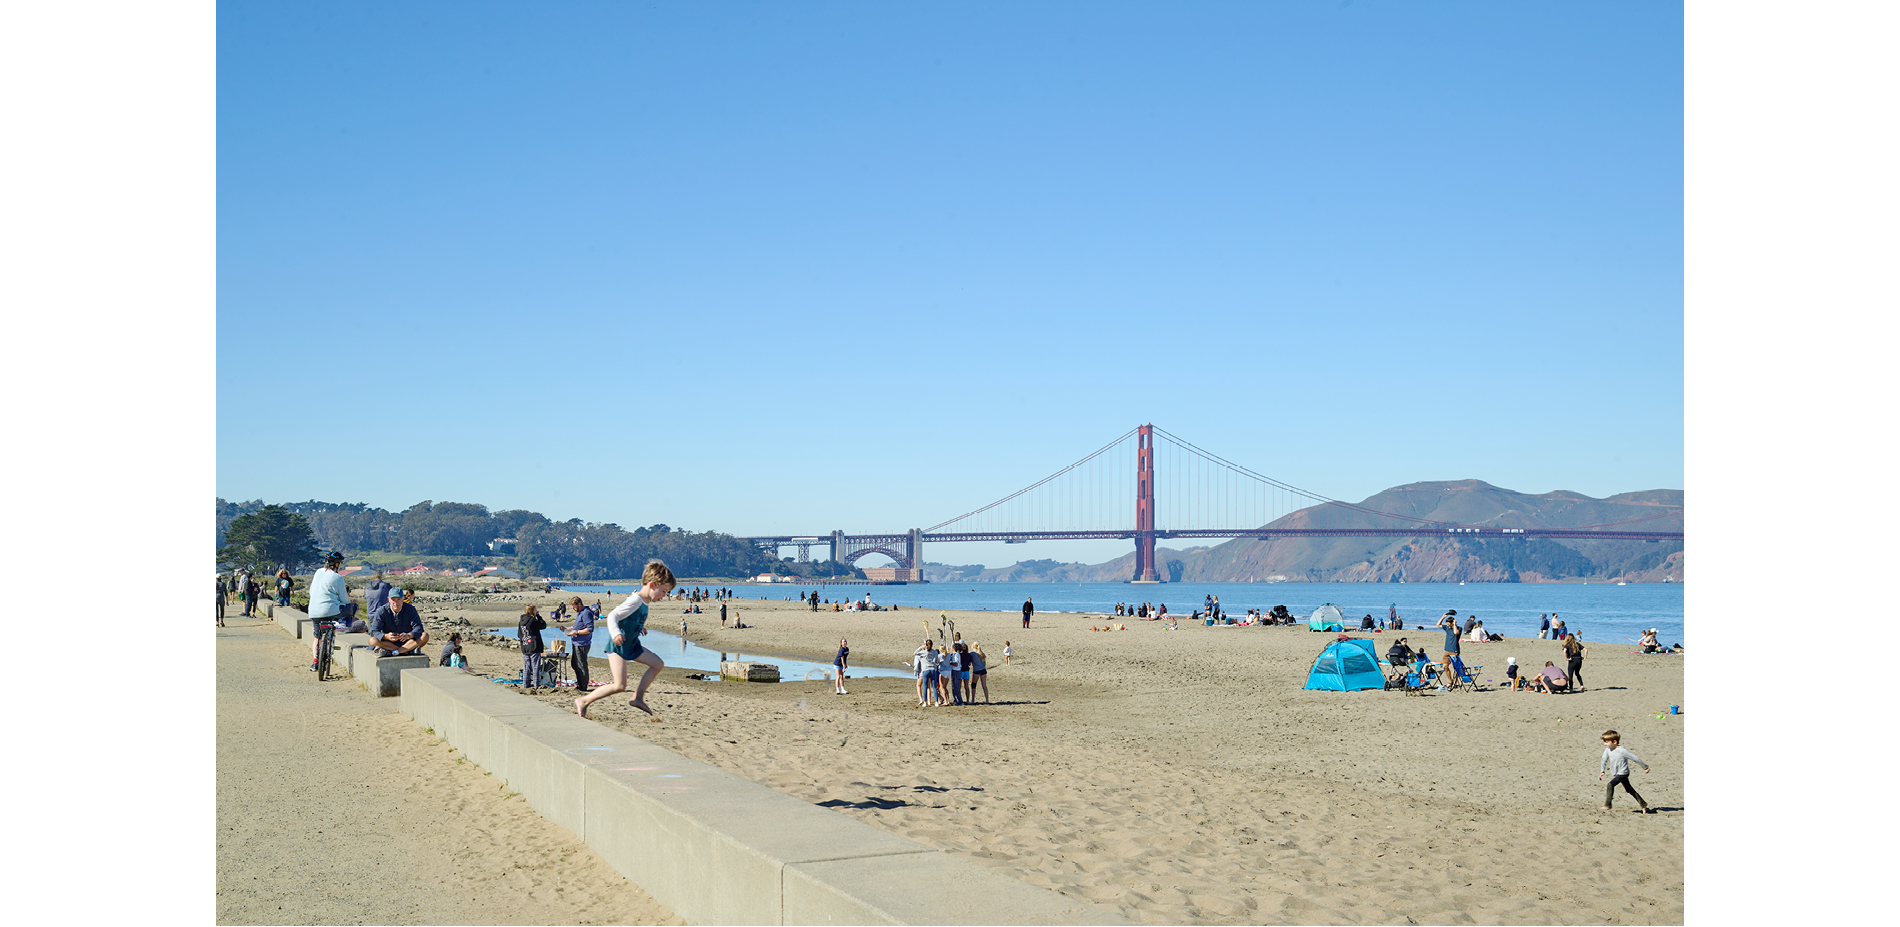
[{"left": 1134, "top": 423, "right": 1159, "bottom": 582}]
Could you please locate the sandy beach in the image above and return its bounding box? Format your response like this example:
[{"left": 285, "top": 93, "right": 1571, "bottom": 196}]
[
  {"left": 215, "top": 615, "right": 680, "bottom": 926},
  {"left": 415, "top": 588, "right": 1684, "bottom": 925}
]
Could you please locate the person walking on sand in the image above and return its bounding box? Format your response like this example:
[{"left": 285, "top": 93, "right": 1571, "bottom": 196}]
[
  {"left": 576, "top": 560, "right": 676, "bottom": 719},
  {"left": 216, "top": 575, "right": 227, "bottom": 626},
  {"left": 832, "top": 637, "right": 850, "bottom": 695},
  {"left": 1597, "top": 730, "right": 1653, "bottom": 813},
  {"left": 1022, "top": 597, "right": 1033, "bottom": 629},
  {"left": 1565, "top": 634, "right": 1588, "bottom": 691}
]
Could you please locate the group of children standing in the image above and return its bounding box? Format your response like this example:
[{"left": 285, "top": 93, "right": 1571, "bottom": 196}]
[{"left": 909, "top": 633, "right": 998, "bottom": 706}]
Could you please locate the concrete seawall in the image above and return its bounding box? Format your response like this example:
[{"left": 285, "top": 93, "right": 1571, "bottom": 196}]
[{"left": 399, "top": 668, "right": 1124, "bottom": 926}]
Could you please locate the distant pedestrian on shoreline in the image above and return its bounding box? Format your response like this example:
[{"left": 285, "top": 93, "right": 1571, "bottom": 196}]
[
  {"left": 1022, "top": 598, "right": 1033, "bottom": 629},
  {"left": 576, "top": 560, "right": 676, "bottom": 720}
]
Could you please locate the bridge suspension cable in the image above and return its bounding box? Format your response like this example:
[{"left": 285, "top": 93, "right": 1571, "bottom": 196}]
[
  {"left": 916, "top": 423, "right": 1683, "bottom": 538},
  {"left": 924, "top": 426, "right": 1140, "bottom": 534}
]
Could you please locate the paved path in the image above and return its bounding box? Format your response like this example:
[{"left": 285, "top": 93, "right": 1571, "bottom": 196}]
[{"left": 216, "top": 616, "right": 678, "bottom": 925}]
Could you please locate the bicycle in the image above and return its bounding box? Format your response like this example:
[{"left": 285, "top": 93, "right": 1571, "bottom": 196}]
[{"left": 315, "top": 620, "right": 338, "bottom": 681}]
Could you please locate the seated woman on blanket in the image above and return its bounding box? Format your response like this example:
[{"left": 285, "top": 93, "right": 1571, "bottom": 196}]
[{"left": 1464, "top": 619, "right": 1489, "bottom": 643}]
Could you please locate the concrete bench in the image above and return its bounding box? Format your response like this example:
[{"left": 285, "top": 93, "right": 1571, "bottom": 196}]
[
  {"left": 721, "top": 660, "right": 781, "bottom": 682},
  {"left": 401, "top": 669, "right": 1125, "bottom": 925},
  {"left": 273, "top": 606, "right": 310, "bottom": 639},
  {"left": 348, "top": 648, "right": 431, "bottom": 697}
]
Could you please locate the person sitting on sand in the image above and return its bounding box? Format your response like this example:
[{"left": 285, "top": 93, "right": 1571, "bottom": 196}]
[
  {"left": 1464, "top": 619, "right": 1488, "bottom": 643},
  {"left": 1532, "top": 661, "right": 1569, "bottom": 694},
  {"left": 1639, "top": 629, "right": 1662, "bottom": 653},
  {"left": 438, "top": 631, "right": 465, "bottom": 668},
  {"left": 575, "top": 560, "right": 676, "bottom": 720}
]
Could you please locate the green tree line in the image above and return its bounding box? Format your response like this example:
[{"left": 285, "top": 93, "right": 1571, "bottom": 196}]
[{"left": 214, "top": 497, "right": 823, "bottom": 579}]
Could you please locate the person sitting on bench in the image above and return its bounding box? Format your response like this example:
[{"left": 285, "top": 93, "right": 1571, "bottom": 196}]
[{"left": 369, "top": 587, "right": 429, "bottom": 656}]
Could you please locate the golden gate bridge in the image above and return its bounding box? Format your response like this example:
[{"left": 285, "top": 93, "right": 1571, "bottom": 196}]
[{"left": 745, "top": 424, "right": 1683, "bottom": 582}]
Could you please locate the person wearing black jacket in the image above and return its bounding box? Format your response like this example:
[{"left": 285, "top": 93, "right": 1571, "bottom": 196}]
[{"left": 519, "top": 604, "right": 548, "bottom": 689}]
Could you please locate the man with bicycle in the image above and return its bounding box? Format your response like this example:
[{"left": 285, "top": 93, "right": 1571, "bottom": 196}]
[
  {"left": 369, "top": 587, "right": 429, "bottom": 657},
  {"left": 308, "top": 550, "right": 358, "bottom": 671}
]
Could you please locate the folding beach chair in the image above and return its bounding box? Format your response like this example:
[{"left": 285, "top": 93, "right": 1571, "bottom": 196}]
[
  {"left": 1401, "top": 665, "right": 1431, "bottom": 696},
  {"left": 1446, "top": 662, "right": 1483, "bottom": 692}
]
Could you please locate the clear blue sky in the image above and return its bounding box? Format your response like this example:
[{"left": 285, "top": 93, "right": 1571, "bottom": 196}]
[{"left": 217, "top": 1, "right": 1683, "bottom": 566}]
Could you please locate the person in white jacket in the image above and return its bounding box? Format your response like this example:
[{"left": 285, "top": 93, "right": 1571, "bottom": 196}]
[{"left": 912, "top": 639, "right": 942, "bottom": 707}]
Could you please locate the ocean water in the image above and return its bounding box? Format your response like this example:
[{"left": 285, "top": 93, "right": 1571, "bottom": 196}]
[{"left": 556, "top": 580, "right": 1687, "bottom": 648}]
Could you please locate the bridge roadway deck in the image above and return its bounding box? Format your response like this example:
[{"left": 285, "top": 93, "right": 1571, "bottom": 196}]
[{"left": 754, "top": 527, "right": 1683, "bottom": 545}]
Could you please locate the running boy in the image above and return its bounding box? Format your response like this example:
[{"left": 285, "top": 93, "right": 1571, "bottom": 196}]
[
  {"left": 1598, "top": 730, "right": 1654, "bottom": 813},
  {"left": 575, "top": 560, "right": 676, "bottom": 720}
]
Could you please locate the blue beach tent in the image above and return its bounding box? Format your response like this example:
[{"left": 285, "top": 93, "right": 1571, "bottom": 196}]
[{"left": 1304, "top": 638, "right": 1387, "bottom": 691}]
